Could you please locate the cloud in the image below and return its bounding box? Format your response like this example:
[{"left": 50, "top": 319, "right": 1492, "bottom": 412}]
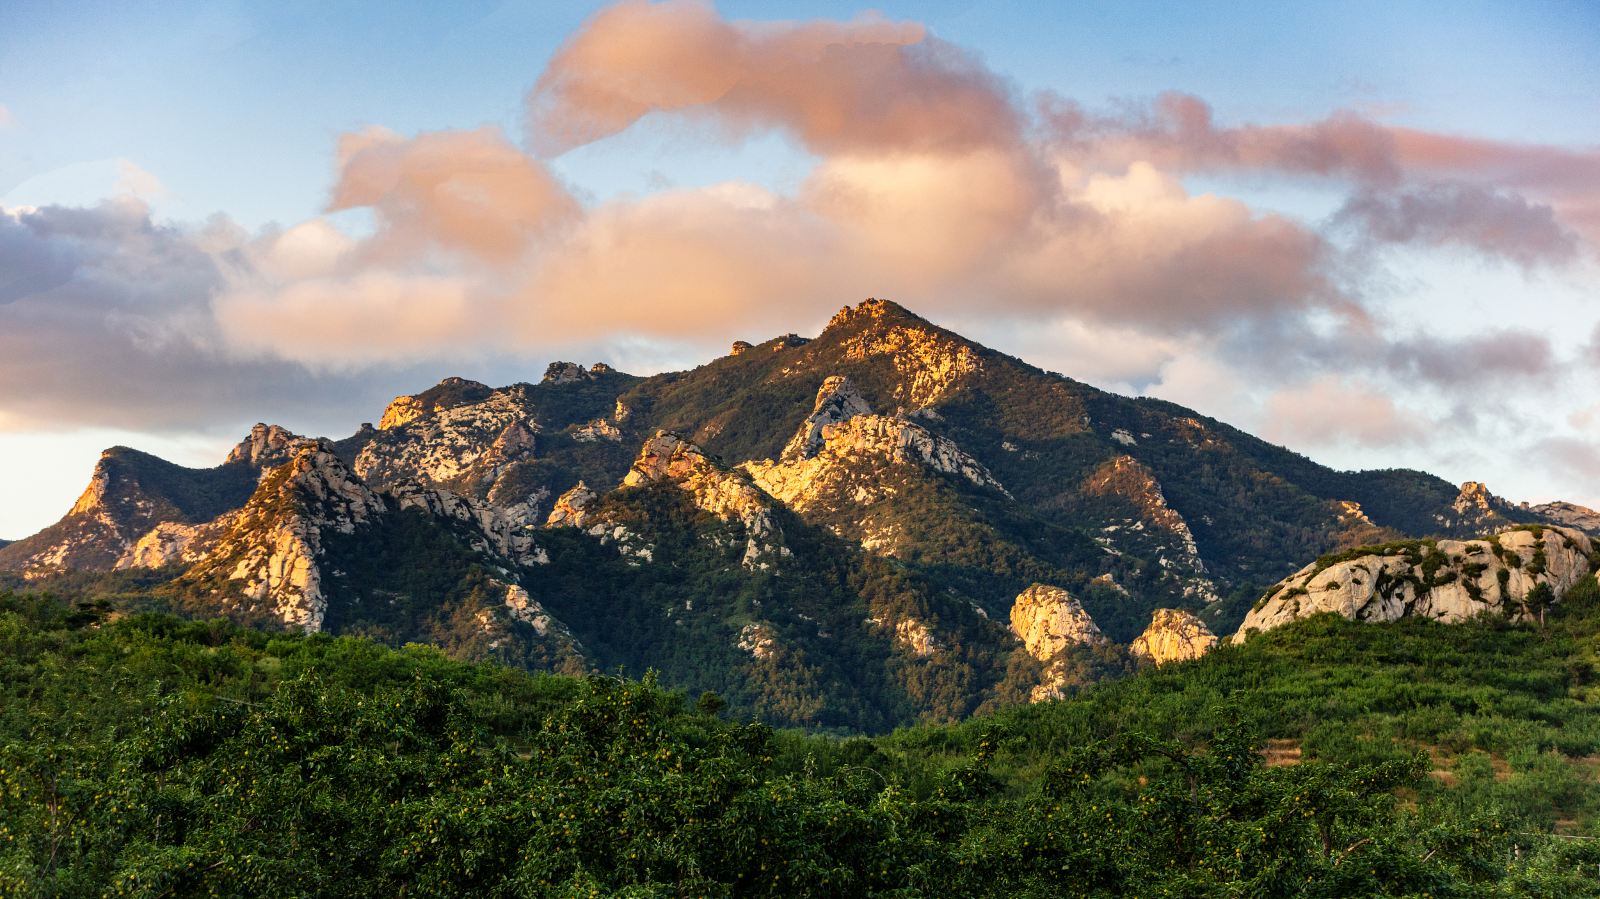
[
  {"left": 0, "top": 200, "right": 448, "bottom": 434},
  {"left": 527, "top": 0, "right": 1021, "bottom": 157},
  {"left": 331, "top": 126, "right": 579, "bottom": 262},
  {"left": 0, "top": 104, "right": 11, "bottom": 129},
  {"left": 1333, "top": 181, "right": 1579, "bottom": 268},
  {"left": 1045, "top": 91, "right": 1600, "bottom": 262}
]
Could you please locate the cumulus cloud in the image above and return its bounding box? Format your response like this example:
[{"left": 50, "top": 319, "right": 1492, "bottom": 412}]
[
  {"left": 527, "top": 0, "right": 1020, "bottom": 157},
  {"left": 331, "top": 127, "right": 579, "bottom": 262},
  {"left": 0, "top": 200, "right": 455, "bottom": 434}
]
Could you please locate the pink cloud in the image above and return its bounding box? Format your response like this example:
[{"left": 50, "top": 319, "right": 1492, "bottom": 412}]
[
  {"left": 527, "top": 0, "right": 1021, "bottom": 157},
  {"left": 331, "top": 126, "right": 578, "bottom": 262},
  {"left": 1047, "top": 91, "right": 1600, "bottom": 259}
]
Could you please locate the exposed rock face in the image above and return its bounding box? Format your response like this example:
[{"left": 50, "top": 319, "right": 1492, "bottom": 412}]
[
  {"left": 1082, "top": 455, "right": 1218, "bottom": 603},
  {"left": 377, "top": 377, "right": 494, "bottom": 431},
  {"left": 1435, "top": 481, "right": 1519, "bottom": 532},
  {"left": 355, "top": 388, "right": 537, "bottom": 491},
  {"left": 830, "top": 299, "right": 981, "bottom": 408},
  {"left": 1130, "top": 609, "right": 1218, "bottom": 666},
  {"left": 387, "top": 480, "right": 549, "bottom": 566},
  {"left": 379, "top": 395, "right": 426, "bottom": 430},
  {"left": 226, "top": 423, "right": 304, "bottom": 468},
  {"left": 1010, "top": 584, "right": 1106, "bottom": 660},
  {"left": 893, "top": 618, "right": 940, "bottom": 656},
  {"left": 747, "top": 377, "right": 1006, "bottom": 510},
  {"left": 0, "top": 445, "right": 262, "bottom": 578},
  {"left": 730, "top": 340, "right": 753, "bottom": 356},
  {"left": 737, "top": 622, "right": 779, "bottom": 660},
  {"left": 185, "top": 441, "right": 386, "bottom": 631},
  {"left": 572, "top": 418, "right": 622, "bottom": 443},
  {"left": 624, "top": 432, "right": 787, "bottom": 569},
  {"left": 115, "top": 518, "right": 235, "bottom": 570},
  {"left": 782, "top": 375, "right": 874, "bottom": 460},
  {"left": 1010, "top": 584, "right": 1107, "bottom": 703},
  {"left": 498, "top": 583, "right": 580, "bottom": 649},
  {"left": 542, "top": 362, "right": 593, "bottom": 384},
  {"left": 546, "top": 482, "right": 598, "bottom": 528},
  {"left": 1236, "top": 526, "right": 1596, "bottom": 642},
  {"left": 1526, "top": 501, "right": 1600, "bottom": 534}
]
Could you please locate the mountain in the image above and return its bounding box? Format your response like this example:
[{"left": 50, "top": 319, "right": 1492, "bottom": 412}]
[{"left": 3, "top": 298, "right": 1591, "bottom": 730}]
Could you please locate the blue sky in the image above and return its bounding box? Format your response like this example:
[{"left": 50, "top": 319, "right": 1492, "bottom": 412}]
[{"left": 2, "top": 0, "right": 1599, "bottom": 538}]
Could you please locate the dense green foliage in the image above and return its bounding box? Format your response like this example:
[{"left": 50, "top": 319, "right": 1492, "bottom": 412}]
[{"left": 6, "top": 585, "right": 1600, "bottom": 897}]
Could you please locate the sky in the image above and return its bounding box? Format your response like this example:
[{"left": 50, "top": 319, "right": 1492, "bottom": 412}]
[{"left": 2, "top": 0, "right": 1599, "bottom": 538}]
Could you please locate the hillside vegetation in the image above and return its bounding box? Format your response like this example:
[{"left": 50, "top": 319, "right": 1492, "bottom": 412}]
[{"left": 6, "top": 586, "right": 1600, "bottom": 897}]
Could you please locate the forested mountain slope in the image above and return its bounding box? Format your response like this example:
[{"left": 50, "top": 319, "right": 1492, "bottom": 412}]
[
  {"left": 1, "top": 299, "right": 1588, "bottom": 730},
  {"left": 5, "top": 589, "right": 1600, "bottom": 897}
]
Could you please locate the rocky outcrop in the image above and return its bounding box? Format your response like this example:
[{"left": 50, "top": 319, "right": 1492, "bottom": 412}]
[
  {"left": 894, "top": 618, "right": 940, "bottom": 656},
  {"left": 184, "top": 441, "right": 385, "bottom": 631},
  {"left": 1235, "top": 526, "right": 1596, "bottom": 642},
  {"left": 1010, "top": 583, "right": 1106, "bottom": 659},
  {"left": 624, "top": 432, "right": 787, "bottom": 570},
  {"left": 115, "top": 517, "right": 236, "bottom": 570},
  {"left": 546, "top": 482, "right": 598, "bottom": 528},
  {"left": 379, "top": 395, "right": 426, "bottom": 430},
  {"left": 1082, "top": 455, "right": 1218, "bottom": 603},
  {"left": 387, "top": 480, "right": 549, "bottom": 567},
  {"left": 1434, "top": 481, "right": 1520, "bottom": 532},
  {"left": 542, "top": 362, "right": 594, "bottom": 384},
  {"left": 1526, "top": 501, "right": 1600, "bottom": 534},
  {"left": 1130, "top": 609, "right": 1218, "bottom": 666},
  {"left": 830, "top": 299, "right": 981, "bottom": 408},
  {"left": 1009, "top": 583, "right": 1107, "bottom": 702},
  {"left": 377, "top": 377, "right": 494, "bottom": 431},
  {"left": 782, "top": 375, "right": 874, "bottom": 460},
  {"left": 572, "top": 418, "right": 622, "bottom": 443},
  {"left": 746, "top": 377, "right": 1006, "bottom": 513},
  {"left": 737, "top": 622, "right": 779, "bottom": 660},
  {"left": 0, "top": 445, "right": 262, "bottom": 578},
  {"left": 355, "top": 388, "right": 537, "bottom": 491},
  {"left": 226, "top": 423, "right": 304, "bottom": 468}
]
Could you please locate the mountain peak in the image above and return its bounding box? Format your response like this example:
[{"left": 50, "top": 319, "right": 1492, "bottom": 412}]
[
  {"left": 226, "top": 423, "right": 303, "bottom": 468},
  {"left": 379, "top": 377, "right": 493, "bottom": 429},
  {"left": 823, "top": 297, "right": 923, "bottom": 332},
  {"left": 543, "top": 362, "right": 594, "bottom": 384}
]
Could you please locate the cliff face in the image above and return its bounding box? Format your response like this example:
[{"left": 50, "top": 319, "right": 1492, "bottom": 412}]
[
  {"left": 1236, "top": 525, "right": 1596, "bottom": 642},
  {"left": 180, "top": 441, "right": 386, "bottom": 631},
  {"left": 623, "top": 432, "right": 787, "bottom": 570},
  {"left": 746, "top": 376, "right": 1005, "bottom": 504},
  {"left": 1008, "top": 583, "right": 1108, "bottom": 702},
  {"left": 0, "top": 437, "right": 273, "bottom": 578},
  {"left": 226, "top": 423, "right": 304, "bottom": 468},
  {"left": 1010, "top": 583, "right": 1107, "bottom": 660},
  {"left": 1130, "top": 609, "right": 1218, "bottom": 666}
]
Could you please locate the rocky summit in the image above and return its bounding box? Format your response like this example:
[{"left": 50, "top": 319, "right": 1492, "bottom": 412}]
[
  {"left": 4, "top": 298, "right": 1597, "bottom": 731},
  {"left": 1236, "top": 524, "right": 1597, "bottom": 642}
]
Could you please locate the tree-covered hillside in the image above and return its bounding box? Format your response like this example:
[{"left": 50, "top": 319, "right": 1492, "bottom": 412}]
[{"left": 6, "top": 587, "right": 1600, "bottom": 897}]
